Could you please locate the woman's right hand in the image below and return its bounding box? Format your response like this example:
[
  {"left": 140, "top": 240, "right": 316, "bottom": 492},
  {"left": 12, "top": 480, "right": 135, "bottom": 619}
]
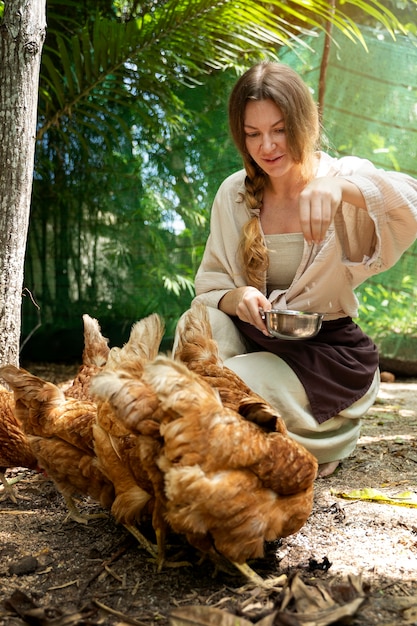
[{"left": 219, "top": 286, "right": 271, "bottom": 335}]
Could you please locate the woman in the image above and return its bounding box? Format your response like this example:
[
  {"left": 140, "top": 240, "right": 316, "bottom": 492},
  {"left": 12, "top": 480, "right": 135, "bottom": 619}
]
[{"left": 180, "top": 61, "right": 417, "bottom": 477}]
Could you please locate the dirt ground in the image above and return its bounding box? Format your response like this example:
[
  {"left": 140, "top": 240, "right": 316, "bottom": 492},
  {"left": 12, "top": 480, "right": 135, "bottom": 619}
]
[{"left": 0, "top": 362, "right": 416, "bottom": 626}]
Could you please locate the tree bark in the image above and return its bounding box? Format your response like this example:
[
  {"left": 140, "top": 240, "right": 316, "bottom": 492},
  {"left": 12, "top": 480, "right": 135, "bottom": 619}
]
[{"left": 0, "top": 0, "right": 46, "bottom": 366}]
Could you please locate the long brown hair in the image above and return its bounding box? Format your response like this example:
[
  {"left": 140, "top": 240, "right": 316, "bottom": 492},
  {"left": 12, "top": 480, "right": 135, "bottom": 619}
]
[{"left": 228, "top": 62, "right": 320, "bottom": 290}]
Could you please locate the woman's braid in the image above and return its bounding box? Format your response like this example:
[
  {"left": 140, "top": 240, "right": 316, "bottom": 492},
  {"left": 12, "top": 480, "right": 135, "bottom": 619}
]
[{"left": 238, "top": 160, "right": 269, "bottom": 292}]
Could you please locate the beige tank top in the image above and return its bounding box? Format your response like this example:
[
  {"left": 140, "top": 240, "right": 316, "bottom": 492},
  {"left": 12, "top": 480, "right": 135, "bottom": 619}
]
[{"left": 265, "top": 233, "right": 304, "bottom": 292}]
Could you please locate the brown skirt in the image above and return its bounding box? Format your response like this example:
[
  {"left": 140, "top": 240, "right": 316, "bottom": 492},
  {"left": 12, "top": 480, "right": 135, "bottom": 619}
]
[{"left": 231, "top": 316, "right": 379, "bottom": 424}]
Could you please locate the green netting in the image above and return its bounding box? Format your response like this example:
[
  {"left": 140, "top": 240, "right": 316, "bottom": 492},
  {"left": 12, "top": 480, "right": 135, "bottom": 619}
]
[{"left": 280, "top": 29, "right": 417, "bottom": 374}]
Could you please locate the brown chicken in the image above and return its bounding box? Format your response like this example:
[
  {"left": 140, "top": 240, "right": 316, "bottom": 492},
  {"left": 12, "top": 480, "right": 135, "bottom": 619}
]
[
  {"left": 0, "top": 314, "right": 108, "bottom": 505},
  {"left": 0, "top": 358, "right": 161, "bottom": 558},
  {"left": 0, "top": 365, "right": 114, "bottom": 523},
  {"left": 173, "top": 304, "right": 319, "bottom": 489},
  {"left": 90, "top": 313, "right": 169, "bottom": 564},
  {"left": 173, "top": 303, "right": 288, "bottom": 430},
  {"left": 99, "top": 347, "right": 317, "bottom": 587},
  {"left": 64, "top": 314, "right": 110, "bottom": 401},
  {"left": 0, "top": 385, "right": 38, "bottom": 502}
]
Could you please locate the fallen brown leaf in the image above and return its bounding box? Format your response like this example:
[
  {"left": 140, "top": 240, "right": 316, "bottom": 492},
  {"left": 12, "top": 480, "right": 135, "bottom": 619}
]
[
  {"left": 170, "top": 605, "right": 253, "bottom": 626},
  {"left": 276, "top": 572, "right": 366, "bottom": 626}
]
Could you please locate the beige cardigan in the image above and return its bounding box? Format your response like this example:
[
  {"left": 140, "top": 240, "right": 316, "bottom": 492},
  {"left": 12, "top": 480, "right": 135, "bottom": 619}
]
[{"left": 194, "top": 152, "right": 417, "bottom": 320}]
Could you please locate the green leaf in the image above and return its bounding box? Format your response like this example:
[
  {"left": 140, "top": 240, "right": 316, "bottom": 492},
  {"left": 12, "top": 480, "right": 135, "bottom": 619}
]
[
  {"left": 41, "top": 54, "right": 66, "bottom": 108},
  {"left": 57, "top": 35, "right": 77, "bottom": 97}
]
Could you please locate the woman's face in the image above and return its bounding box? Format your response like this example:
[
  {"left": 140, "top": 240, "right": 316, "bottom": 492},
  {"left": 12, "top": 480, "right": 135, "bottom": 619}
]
[{"left": 244, "top": 99, "right": 298, "bottom": 180}]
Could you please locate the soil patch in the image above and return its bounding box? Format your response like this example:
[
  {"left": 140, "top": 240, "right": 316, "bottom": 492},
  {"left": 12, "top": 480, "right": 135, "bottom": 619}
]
[{"left": 1, "top": 363, "right": 416, "bottom": 625}]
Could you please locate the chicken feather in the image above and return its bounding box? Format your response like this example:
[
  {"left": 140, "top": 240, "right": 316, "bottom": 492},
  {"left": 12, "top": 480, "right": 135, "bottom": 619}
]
[
  {"left": 28, "top": 434, "right": 114, "bottom": 521},
  {"left": 0, "top": 366, "right": 96, "bottom": 453},
  {"left": 0, "top": 385, "right": 38, "bottom": 502},
  {"left": 64, "top": 314, "right": 110, "bottom": 401}
]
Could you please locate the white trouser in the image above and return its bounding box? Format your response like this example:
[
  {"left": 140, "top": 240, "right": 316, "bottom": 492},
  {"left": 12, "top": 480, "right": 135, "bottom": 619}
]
[{"left": 203, "top": 307, "right": 380, "bottom": 464}]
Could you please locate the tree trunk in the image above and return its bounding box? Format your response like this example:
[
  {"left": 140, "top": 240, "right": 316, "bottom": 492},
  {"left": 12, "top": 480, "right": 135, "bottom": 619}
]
[
  {"left": 0, "top": 0, "right": 46, "bottom": 366},
  {"left": 318, "top": 0, "right": 335, "bottom": 123}
]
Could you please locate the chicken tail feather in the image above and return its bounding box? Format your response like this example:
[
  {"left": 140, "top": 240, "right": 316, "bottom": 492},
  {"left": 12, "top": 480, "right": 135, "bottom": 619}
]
[{"left": 81, "top": 314, "right": 110, "bottom": 368}]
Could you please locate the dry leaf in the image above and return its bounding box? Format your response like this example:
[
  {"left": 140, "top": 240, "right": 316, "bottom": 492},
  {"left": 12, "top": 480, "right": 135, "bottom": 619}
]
[
  {"left": 255, "top": 610, "right": 285, "bottom": 626},
  {"left": 275, "top": 573, "right": 366, "bottom": 626},
  {"left": 289, "top": 574, "right": 334, "bottom": 612},
  {"left": 294, "top": 596, "right": 365, "bottom": 626},
  {"left": 170, "top": 605, "right": 253, "bottom": 626}
]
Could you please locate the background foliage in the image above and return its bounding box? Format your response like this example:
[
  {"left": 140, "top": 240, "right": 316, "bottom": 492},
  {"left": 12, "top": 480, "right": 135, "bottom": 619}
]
[{"left": 14, "top": 0, "right": 417, "bottom": 365}]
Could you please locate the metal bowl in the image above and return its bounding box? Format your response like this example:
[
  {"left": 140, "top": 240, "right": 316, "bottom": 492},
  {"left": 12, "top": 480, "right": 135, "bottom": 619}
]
[{"left": 260, "top": 308, "right": 324, "bottom": 340}]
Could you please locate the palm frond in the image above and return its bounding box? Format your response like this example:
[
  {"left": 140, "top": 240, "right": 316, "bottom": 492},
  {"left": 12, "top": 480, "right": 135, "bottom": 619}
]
[{"left": 37, "top": 0, "right": 405, "bottom": 143}]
